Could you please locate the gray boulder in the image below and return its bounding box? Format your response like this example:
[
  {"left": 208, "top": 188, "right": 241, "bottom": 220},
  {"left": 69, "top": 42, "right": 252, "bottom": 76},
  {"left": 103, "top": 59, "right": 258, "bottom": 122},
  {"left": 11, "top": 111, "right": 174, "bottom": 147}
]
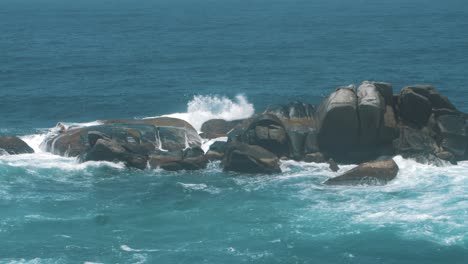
[
  {"left": 0, "top": 136, "right": 34, "bottom": 155},
  {"left": 357, "top": 81, "right": 385, "bottom": 145},
  {"left": 223, "top": 143, "right": 281, "bottom": 174},
  {"left": 82, "top": 138, "right": 148, "bottom": 170},
  {"left": 149, "top": 147, "right": 207, "bottom": 171},
  {"left": 436, "top": 114, "right": 467, "bottom": 159},
  {"left": 324, "top": 159, "right": 399, "bottom": 185},
  {"left": 240, "top": 114, "right": 290, "bottom": 157},
  {"left": 316, "top": 85, "right": 359, "bottom": 157}
]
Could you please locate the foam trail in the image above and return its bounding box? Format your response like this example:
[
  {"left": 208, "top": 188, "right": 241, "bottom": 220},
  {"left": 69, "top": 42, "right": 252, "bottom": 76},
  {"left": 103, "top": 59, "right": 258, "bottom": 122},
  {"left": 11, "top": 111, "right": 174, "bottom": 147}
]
[
  {"left": 120, "top": 245, "right": 160, "bottom": 252},
  {"left": 157, "top": 94, "right": 254, "bottom": 131}
]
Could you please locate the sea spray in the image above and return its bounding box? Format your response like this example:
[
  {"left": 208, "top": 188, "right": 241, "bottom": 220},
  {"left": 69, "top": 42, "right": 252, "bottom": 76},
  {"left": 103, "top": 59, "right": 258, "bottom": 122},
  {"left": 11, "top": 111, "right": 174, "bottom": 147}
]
[{"left": 159, "top": 95, "right": 254, "bottom": 131}]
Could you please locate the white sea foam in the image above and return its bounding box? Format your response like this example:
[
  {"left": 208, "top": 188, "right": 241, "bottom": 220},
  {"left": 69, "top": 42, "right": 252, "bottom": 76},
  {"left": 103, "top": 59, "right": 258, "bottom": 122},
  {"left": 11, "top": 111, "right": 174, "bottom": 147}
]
[
  {"left": 120, "top": 245, "right": 160, "bottom": 252},
  {"left": 0, "top": 152, "right": 125, "bottom": 171},
  {"left": 156, "top": 94, "right": 254, "bottom": 131}
]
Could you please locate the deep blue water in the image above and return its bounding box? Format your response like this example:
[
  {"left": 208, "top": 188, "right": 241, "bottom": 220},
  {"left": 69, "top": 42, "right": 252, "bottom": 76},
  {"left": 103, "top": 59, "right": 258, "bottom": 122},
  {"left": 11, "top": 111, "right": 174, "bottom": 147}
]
[{"left": 1, "top": 0, "right": 468, "bottom": 263}]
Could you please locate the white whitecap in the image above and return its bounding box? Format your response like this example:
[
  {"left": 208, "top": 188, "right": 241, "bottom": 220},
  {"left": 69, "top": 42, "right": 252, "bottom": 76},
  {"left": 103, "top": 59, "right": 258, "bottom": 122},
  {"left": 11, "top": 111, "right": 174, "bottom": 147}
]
[{"left": 149, "top": 94, "right": 254, "bottom": 131}]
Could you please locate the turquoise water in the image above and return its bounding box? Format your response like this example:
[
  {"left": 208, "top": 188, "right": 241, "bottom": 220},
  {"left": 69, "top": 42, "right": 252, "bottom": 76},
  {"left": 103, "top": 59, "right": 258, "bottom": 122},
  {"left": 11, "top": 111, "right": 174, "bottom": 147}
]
[{"left": 1, "top": 0, "right": 468, "bottom": 263}]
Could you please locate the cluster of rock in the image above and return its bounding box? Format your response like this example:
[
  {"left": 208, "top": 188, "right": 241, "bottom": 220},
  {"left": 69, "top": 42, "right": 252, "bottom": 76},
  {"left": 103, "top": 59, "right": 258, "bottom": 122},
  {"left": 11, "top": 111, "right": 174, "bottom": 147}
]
[
  {"left": 2, "top": 81, "right": 466, "bottom": 185},
  {"left": 202, "top": 81, "right": 467, "bottom": 184}
]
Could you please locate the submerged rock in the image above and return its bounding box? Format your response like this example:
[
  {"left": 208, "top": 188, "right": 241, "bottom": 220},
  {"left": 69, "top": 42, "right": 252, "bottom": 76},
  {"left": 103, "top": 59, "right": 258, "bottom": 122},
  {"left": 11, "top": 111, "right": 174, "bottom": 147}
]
[
  {"left": 0, "top": 136, "right": 34, "bottom": 155},
  {"left": 223, "top": 143, "right": 281, "bottom": 174},
  {"left": 324, "top": 159, "right": 399, "bottom": 185}
]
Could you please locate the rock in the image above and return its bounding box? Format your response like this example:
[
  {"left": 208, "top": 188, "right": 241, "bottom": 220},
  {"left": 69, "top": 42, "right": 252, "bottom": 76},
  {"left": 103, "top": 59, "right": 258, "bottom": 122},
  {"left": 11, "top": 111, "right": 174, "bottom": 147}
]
[
  {"left": 436, "top": 151, "right": 457, "bottom": 165},
  {"left": 399, "top": 87, "right": 432, "bottom": 127},
  {"left": 43, "top": 120, "right": 202, "bottom": 157},
  {"left": 316, "top": 85, "right": 359, "bottom": 158},
  {"left": 102, "top": 117, "right": 202, "bottom": 149},
  {"left": 223, "top": 143, "right": 281, "bottom": 174},
  {"left": 240, "top": 114, "right": 289, "bottom": 157},
  {"left": 264, "top": 101, "right": 315, "bottom": 119},
  {"left": 357, "top": 81, "right": 385, "bottom": 145},
  {"left": 324, "top": 159, "right": 399, "bottom": 185},
  {"left": 398, "top": 85, "right": 458, "bottom": 128},
  {"left": 0, "top": 136, "right": 34, "bottom": 155},
  {"left": 407, "top": 85, "right": 456, "bottom": 110},
  {"left": 379, "top": 105, "right": 400, "bottom": 143},
  {"left": 303, "top": 152, "right": 326, "bottom": 163},
  {"left": 149, "top": 147, "right": 207, "bottom": 171},
  {"left": 83, "top": 138, "right": 148, "bottom": 169},
  {"left": 43, "top": 123, "right": 160, "bottom": 157},
  {"left": 200, "top": 119, "right": 244, "bottom": 139},
  {"left": 393, "top": 125, "right": 439, "bottom": 157},
  {"left": 205, "top": 141, "right": 227, "bottom": 160},
  {"left": 281, "top": 118, "right": 317, "bottom": 160},
  {"left": 328, "top": 159, "right": 340, "bottom": 172},
  {"left": 372, "top": 82, "right": 394, "bottom": 105},
  {"left": 436, "top": 114, "right": 467, "bottom": 159}
]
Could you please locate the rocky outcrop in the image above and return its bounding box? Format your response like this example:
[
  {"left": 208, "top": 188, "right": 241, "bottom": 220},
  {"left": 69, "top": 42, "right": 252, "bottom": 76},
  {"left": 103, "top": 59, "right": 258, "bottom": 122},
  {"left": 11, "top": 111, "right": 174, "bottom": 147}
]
[
  {"left": 41, "top": 118, "right": 204, "bottom": 170},
  {"left": 324, "top": 159, "right": 399, "bottom": 185},
  {"left": 0, "top": 136, "right": 34, "bottom": 155},
  {"left": 223, "top": 143, "right": 281, "bottom": 174},
  {"left": 200, "top": 119, "right": 244, "bottom": 139},
  {"left": 34, "top": 81, "right": 468, "bottom": 173}
]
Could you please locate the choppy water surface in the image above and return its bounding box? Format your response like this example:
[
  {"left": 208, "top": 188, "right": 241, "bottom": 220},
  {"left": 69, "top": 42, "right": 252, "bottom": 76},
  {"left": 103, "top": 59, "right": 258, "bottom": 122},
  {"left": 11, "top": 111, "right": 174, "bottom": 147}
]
[{"left": 1, "top": 0, "right": 468, "bottom": 263}]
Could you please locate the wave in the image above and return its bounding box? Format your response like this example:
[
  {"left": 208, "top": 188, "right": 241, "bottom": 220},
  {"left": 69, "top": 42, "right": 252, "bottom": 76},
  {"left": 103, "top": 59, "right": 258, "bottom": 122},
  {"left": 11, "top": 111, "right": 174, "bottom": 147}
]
[{"left": 158, "top": 94, "right": 254, "bottom": 131}]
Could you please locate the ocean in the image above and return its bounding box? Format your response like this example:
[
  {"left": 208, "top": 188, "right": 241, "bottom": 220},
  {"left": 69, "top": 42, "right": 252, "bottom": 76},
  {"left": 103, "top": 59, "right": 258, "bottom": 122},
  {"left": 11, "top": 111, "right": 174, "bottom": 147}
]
[{"left": 0, "top": 0, "right": 467, "bottom": 263}]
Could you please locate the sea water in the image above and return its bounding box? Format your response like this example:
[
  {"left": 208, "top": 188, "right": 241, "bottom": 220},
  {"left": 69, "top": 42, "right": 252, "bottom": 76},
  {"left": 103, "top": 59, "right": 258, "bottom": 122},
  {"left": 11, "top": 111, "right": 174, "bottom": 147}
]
[{"left": 1, "top": 0, "right": 467, "bottom": 263}]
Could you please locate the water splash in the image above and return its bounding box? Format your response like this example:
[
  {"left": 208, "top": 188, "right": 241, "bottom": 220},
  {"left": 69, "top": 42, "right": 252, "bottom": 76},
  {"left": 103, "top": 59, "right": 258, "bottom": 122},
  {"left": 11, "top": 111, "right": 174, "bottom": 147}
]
[{"left": 161, "top": 94, "right": 254, "bottom": 131}]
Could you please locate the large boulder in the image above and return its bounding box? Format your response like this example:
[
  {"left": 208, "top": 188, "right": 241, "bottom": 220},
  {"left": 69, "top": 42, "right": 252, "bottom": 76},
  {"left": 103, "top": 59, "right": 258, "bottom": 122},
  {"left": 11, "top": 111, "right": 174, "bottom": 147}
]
[
  {"left": 223, "top": 143, "right": 281, "bottom": 174},
  {"left": 435, "top": 114, "right": 467, "bottom": 159},
  {"left": 281, "top": 118, "right": 318, "bottom": 160},
  {"left": 0, "top": 136, "right": 34, "bottom": 155},
  {"left": 82, "top": 138, "right": 148, "bottom": 169},
  {"left": 43, "top": 120, "right": 202, "bottom": 157},
  {"left": 399, "top": 87, "right": 432, "bottom": 127},
  {"left": 200, "top": 119, "right": 244, "bottom": 139},
  {"left": 316, "top": 85, "right": 359, "bottom": 158},
  {"left": 239, "top": 114, "right": 290, "bottom": 157},
  {"left": 398, "top": 85, "right": 457, "bottom": 128},
  {"left": 102, "top": 117, "right": 202, "bottom": 149},
  {"left": 42, "top": 123, "right": 160, "bottom": 157},
  {"left": 324, "top": 159, "right": 399, "bottom": 185},
  {"left": 357, "top": 81, "right": 385, "bottom": 145},
  {"left": 372, "top": 82, "right": 394, "bottom": 105}
]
